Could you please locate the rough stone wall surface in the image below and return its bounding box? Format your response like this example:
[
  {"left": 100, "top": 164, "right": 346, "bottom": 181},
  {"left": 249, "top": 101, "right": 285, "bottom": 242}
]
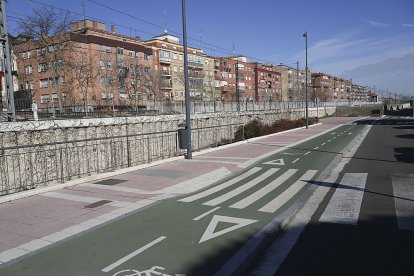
[{"left": 0, "top": 107, "right": 335, "bottom": 194}]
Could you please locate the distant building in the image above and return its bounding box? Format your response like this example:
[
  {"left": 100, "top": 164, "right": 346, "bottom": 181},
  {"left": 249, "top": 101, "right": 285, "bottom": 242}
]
[
  {"left": 254, "top": 63, "right": 282, "bottom": 101},
  {"left": 214, "top": 56, "right": 255, "bottom": 101}
]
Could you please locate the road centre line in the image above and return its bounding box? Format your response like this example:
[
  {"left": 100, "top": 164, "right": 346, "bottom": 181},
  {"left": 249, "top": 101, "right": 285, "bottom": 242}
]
[
  {"left": 321, "top": 143, "right": 326, "bottom": 146},
  {"left": 292, "top": 158, "right": 300, "bottom": 164},
  {"left": 314, "top": 147, "right": 319, "bottom": 150},
  {"left": 102, "top": 236, "right": 167, "bottom": 272},
  {"left": 304, "top": 151, "right": 311, "bottom": 155},
  {"left": 230, "top": 169, "right": 298, "bottom": 209},
  {"left": 193, "top": 207, "right": 221, "bottom": 221},
  {"left": 203, "top": 169, "right": 279, "bottom": 206},
  {"left": 179, "top": 167, "right": 262, "bottom": 203}
]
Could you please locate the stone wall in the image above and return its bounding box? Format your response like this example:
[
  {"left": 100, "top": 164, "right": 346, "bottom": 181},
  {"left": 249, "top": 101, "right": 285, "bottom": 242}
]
[{"left": 0, "top": 107, "right": 335, "bottom": 194}]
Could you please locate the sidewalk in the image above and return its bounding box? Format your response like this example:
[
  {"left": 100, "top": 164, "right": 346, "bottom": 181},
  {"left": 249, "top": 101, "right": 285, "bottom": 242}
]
[{"left": 0, "top": 117, "right": 359, "bottom": 265}]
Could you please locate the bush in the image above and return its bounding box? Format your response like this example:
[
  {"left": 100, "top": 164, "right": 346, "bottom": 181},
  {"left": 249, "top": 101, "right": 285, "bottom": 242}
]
[{"left": 235, "top": 117, "right": 319, "bottom": 140}]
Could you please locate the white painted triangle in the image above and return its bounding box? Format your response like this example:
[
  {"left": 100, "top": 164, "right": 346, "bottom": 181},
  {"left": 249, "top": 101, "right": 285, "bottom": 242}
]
[
  {"left": 199, "top": 215, "right": 257, "bottom": 243},
  {"left": 263, "top": 158, "right": 285, "bottom": 166}
]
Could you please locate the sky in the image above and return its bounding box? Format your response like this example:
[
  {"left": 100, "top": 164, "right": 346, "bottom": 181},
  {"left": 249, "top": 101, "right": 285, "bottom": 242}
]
[{"left": 5, "top": 0, "right": 414, "bottom": 97}]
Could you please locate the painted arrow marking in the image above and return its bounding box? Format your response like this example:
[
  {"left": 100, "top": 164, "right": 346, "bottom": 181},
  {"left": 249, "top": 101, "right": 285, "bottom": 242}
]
[
  {"left": 199, "top": 215, "right": 257, "bottom": 243},
  {"left": 263, "top": 158, "right": 285, "bottom": 166}
]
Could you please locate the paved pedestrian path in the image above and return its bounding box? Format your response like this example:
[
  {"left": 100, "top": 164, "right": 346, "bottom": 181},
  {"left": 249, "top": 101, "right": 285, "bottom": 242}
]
[{"left": 0, "top": 117, "right": 360, "bottom": 268}]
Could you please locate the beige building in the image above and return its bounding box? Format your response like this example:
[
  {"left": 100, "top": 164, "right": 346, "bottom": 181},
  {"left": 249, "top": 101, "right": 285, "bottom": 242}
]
[{"left": 145, "top": 33, "right": 215, "bottom": 101}]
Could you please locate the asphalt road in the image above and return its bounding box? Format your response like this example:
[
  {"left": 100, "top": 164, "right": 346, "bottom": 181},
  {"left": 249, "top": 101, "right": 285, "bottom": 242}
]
[
  {"left": 270, "top": 114, "right": 414, "bottom": 275},
  {"left": 0, "top": 121, "right": 369, "bottom": 276}
]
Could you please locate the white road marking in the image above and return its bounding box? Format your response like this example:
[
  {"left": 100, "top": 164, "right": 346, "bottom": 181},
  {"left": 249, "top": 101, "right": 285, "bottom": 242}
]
[
  {"left": 230, "top": 169, "right": 298, "bottom": 209},
  {"left": 259, "top": 170, "right": 318, "bottom": 213},
  {"left": 263, "top": 159, "right": 285, "bottom": 166},
  {"left": 102, "top": 236, "right": 166, "bottom": 272},
  {"left": 348, "top": 132, "right": 353, "bottom": 135},
  {"left": 333, "top": 137, "right": 336, "bottom": 139},
  {"left": 197, "top": 156, "right": 250, "bottom": 160},
  {"left": 292, "top": 158, "right": 300, "bottom": 164},
  {"left": 321, "top": 143, "right": 326, "bottom": 146},
  {"left": 203, "top": 169, "right": 279, "bottom": 206},
  {"left": 328, "top": 140, "right": 332, "bottom": 142},
  {"left": 179, "top": 167, "right": 262, "bottom": 203},
  {"left": 41, "top": 192, "right": 104, "bottom": 203},
  {"left": 193, "top": 207, "right": 221, "bottom": 221},
  {"left": 391, "top": 174, "right": 414, "bottom": 230},
  {"left": 319, "top": 173, "right": 367, "bottom": 225},
  {"left": 314, "top": 147, "right": 319, "bottom": 150},
  {"left": 304, "top": 151, "right": 311, "bottom": 155},
  {"left": 199, "top": 215, "right": 257, "bottom": 243}
]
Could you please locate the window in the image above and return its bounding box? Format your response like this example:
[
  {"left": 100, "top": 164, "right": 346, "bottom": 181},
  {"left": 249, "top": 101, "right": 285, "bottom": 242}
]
[
  {"left": 25, "top": 65, "right": 32, "bottom": 74},
  {"left": 107, "top": 61, "right": 112, "bottom": 69},
  {"left": 135, "top": 51, "right": 140, "bottom": 57},
  {"left": 106, "top": 46, "right": 111, "bottom": 53},
  {"left": 60, "top": 76, "right": 66, "bottom": 85},
  {"left": 117, "top": 48, "right": 124, "bottom": 55},
  {"left": 129, "top": 51, "right": 134, "bottom": 56},
  {"left": 39, "top": 79, "right": 48, "bottom": 88},
  {"left": 51, "top": 94, "right": 59, "bottom": 103},
  {"left": 50, "top": 77, "right": 58, "bottom": 86},
  {"left": 38, "top": 64, "right": 47, "bottom": 72},
  {"left": 173, "top": 66, "right": 178, "bottom": 72},
  {"left": 40, "top": 95, "right": 49, "bottom": 104},
  {"left": 99, "top": 60, "right": 105, "bottom": 68},
  {"left": 144, "top": 54, "right": 150, "bottom": 61},
  {"left": 144, "top": 67, "right": 150, "bottom": 74},
  {"left": 173, "top": 53, "right": 178, "bottom": 59}
]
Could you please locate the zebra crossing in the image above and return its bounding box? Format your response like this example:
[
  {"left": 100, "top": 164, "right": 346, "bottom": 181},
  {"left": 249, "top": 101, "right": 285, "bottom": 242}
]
[
  {"left": 179, "top": 167, "right": 318, "bottom": 214},
  {"left": 179, "top": 168, "right": 414, "bottom": 230}
]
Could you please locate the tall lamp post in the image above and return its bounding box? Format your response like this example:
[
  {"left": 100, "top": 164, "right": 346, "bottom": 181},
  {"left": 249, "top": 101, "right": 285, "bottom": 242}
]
[
  {"left": 303, "top": 32, "right": 309, "bottom": 129},
  {"left": 182, "top": 0, "right": 192, "bottom": 159}
]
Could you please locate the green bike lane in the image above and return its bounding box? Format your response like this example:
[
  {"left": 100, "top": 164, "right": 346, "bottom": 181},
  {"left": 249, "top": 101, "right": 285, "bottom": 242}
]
[{"left": 0, "top": 121, "right": 370, "bottom": 276}]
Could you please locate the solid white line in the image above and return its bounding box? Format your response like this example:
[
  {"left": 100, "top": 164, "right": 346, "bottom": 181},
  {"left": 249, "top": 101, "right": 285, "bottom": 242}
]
[
  {"left": 197, "top": 156, "right": 251, "bottom": 160},
  {"left": 102, "top": 236, "right": 166, "bottom": 272},
  {"left": 193, "top": 207, "right": 221, "bottom": 221},
  {"left": 41, "top": 192, "right": 106, "bottom": 204},
  {"left": 319, "top": 173, "right": 367, "bottom": 225},
  {"left": 179, "top": 167, "right": 262, "bottom": 203},
  {"left": 292, "top": 158, "right": 300, "bottom": 164},
  {"left": 190, "top": 159, "right": 243, "bottom": 165},
  {"left": 304, "top": 151, "right": 311, "bottom": 155},
  {"left": 203, "top": 169, "right": 279, "bottom": 206},
  {"left": 230, "top": 169, "right": 298, "bottom": 209},
  {"left": 391, "top": 174, "right": 414, "bottom": 230},
  {"left": 259, "top": 170, "right": 318, "bottom": 213}
]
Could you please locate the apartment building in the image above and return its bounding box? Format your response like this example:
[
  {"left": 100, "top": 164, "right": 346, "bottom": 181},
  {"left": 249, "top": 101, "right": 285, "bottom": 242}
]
[
  {"left": 311, "top": 72, "right": 335, "bottom": 101},
  {"left": 254, "top": 63, "right": 282, "bottom": 101},
  {"left": 214, "top": 56, "right": 255, "bottom": 101},
  {"left": 273, "top": 64, "right": 310, "bottom": 102},
  {"left": 0, "top": 35, "right": 20, "bottom": 111},
  {"left": 15, "top": 19, "right": 153, "bottom": 111},
  {"left": 332, "top": 76, "right": 348, "bottom": 101},
  {"left": 145, "top": 33, "right": 215, "bottom": 101}
]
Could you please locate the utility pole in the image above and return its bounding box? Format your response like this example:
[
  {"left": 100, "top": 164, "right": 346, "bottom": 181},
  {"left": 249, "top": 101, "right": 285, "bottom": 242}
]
[
  {"left": 296, "top": 61, "right": 299, "bottom": 102},
  {"left": 303, "top": 32, "right": 308, "bottom": 129},
  {"left": 0, "top": 0, "right": 16, "bottom": 121},
  {"left": 182, "top": 0, "right": 192, "bottom": 159},
  {"left": 233, "top": 44, "right": 240, "bottom": 111}
]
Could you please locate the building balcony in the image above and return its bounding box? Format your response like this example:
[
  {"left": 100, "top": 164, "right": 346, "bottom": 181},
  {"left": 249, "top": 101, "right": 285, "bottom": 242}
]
[
  {"left": 159, "top": 57, "right": 172, "bottom": 64},
  {"left": 161, "top": 70, "right": 172, "bottom": 76},
  {"left": 188, "top": 61, "right": 203, "bottom": 69}
]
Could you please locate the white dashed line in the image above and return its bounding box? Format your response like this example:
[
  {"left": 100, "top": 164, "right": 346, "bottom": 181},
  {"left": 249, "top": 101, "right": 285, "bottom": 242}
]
[
  {"left": 304, "top": 151, "right": 311, "bottom": 155},
  {"left": 321, "top": 143, "right": 326, "bottom": 146},
  {"left": 292, "top": 158, "right": 300, "bottom": 164},
  {"left": 314, "top": 147, "right": 319, "bottom": 150}
]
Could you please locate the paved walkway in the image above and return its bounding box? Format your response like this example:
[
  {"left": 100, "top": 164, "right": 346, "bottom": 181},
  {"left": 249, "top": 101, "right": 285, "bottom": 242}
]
[{"left": 0, "top": 117, "right": 358, "bottom": 265}]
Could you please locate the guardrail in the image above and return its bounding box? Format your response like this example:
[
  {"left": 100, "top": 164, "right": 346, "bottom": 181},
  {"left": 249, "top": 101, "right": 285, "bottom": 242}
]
[{"left": 0, "top": 123, "right": 243, "bottom": 195}]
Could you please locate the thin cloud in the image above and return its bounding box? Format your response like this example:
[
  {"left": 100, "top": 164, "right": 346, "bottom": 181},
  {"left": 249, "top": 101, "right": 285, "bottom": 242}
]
[
  {"left": 362, "top": 19, "right": 391, "bottom": 27},
  {"left": 402, "top": 23, "right": 414, "bottom": 27}
]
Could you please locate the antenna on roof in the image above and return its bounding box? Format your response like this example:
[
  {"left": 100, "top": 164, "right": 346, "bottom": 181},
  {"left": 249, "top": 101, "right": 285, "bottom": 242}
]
[
  {"left": 82, "top": 0, "right": 86, "bottom": 20},
  {"left": 163, "top": 9, "right": 168, "bottom": 34}
]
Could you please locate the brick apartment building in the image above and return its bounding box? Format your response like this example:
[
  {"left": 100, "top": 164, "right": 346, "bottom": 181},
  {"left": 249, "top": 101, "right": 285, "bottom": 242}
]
[
  {"left": 254, "top": 63, "right": 282, "bottom": 101},
  {"left": 274, "top": 64, "right": 310, "bottom": 102},
  {"left": 214, "top": 56, "right": 255, "bottom": 101},
  {"left": 15, "top": 19, "right": 154, "bottom": 111}
]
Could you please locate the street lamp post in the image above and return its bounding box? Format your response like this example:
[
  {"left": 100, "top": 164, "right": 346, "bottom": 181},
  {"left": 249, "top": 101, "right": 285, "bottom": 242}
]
[
  {"left": 182, "top": 0, "right": 192, "bottom": 159},
  {"left": 303, "top": 32, "right": 309, "bottom": 129}
]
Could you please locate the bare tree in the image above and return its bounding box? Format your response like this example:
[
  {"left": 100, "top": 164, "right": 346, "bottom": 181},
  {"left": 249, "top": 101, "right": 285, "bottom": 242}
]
[
  {"left": 17, "top": 7, "right": 74, "bottom": 112},
  {"left": 66, "top": 49, "right": 100, "bottom": 116}
]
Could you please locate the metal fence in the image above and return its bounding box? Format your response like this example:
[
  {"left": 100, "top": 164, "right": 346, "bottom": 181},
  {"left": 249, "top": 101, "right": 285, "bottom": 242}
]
[
  {"left": 1, "top": 99, "right": 380, "bottom": 121},
  {"left": 0, "top": 123, "right": 243, "bottom": 195}
]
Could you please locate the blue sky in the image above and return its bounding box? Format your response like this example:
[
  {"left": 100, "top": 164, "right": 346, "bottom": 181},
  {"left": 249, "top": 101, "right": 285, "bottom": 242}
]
[{"left": 6, "top": 0, "right": 414, "bottom": 96}]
